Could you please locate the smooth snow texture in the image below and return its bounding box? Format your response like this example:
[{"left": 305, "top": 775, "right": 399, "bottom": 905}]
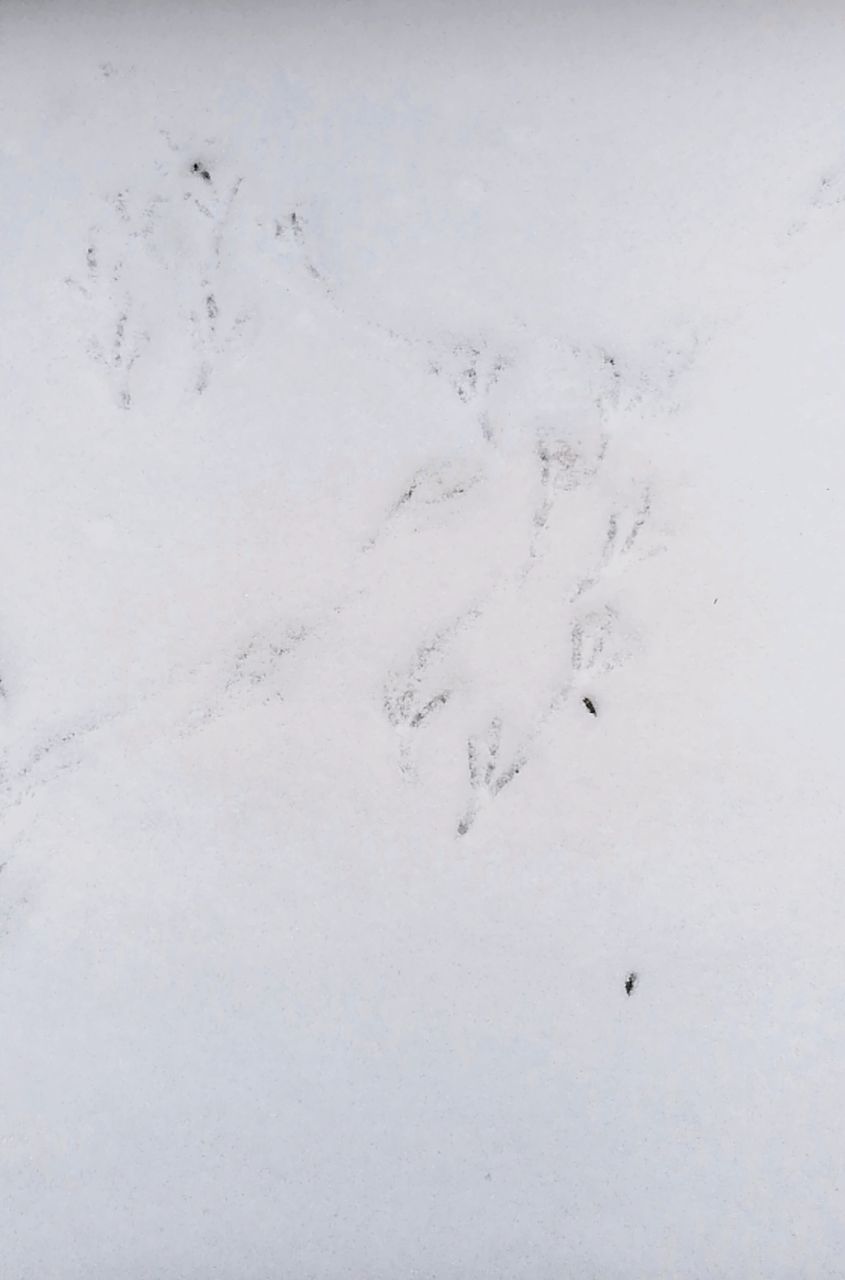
[{"left": 3, "top": 3, "right": 845, "bottom": 1276}]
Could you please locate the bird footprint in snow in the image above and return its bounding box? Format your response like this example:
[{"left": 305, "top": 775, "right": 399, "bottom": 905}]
[{"left": 457, "top": 716, "right": 525, "bottom": 836}]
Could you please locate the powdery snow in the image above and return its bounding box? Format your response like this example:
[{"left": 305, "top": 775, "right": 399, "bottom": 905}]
[{"left": 3, "top": 3, "right": 845, "bottom": 1276}]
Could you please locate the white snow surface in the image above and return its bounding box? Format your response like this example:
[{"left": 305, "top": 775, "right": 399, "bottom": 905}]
[{"left": 3, "top": 2, "right": 845, "bottom": 1275}]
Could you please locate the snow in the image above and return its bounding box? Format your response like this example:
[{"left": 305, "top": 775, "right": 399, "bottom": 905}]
[{"left": 3, "top": 2, "right": 845, "bottom": 1275}]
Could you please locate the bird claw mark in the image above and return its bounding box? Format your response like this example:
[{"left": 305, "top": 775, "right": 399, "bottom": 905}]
[
  {"left": 76, "top": 204, "right": 147, "bottom": 405},
  {"left": 364, "top": 464, "right": 482, "bottom": 551},
  {"left": 810, "top": 168, "right": 845, "bottom": 213},
  {"left": 622, "top": 487, "right": 652, "bottom": 552},
  {"left": 384, "top": 662, "right": 452, "bottom": 777},
  {"left": 392, "top": 462, "right": 480, "bottom": 516},
  {"left": 457, "top": 716, "right": 525, "bottom": 835},
  {"left": 224, "top": 625, "right": 308, "bottom": 696},
  {"left": 601, "top": 487, "right": 652, "bottom": 567},
  {"left": 492, "top": 754, "right": 524, "bottom": 795},
  {"left": 428, "top": 341, "right": 510, "bottom": 416},
  {"left": 431, "top": 341, "right": 480, "bottom": 403},
  {"left": 487, "top": 355, "right": 509, "bottom": 389},
  {"left": 528, "top": 425, "right": 611, "bottom": 561},
  {"left": 537, "top": 430, "right": 607, "bottom": 494},
  {"left": 0, "top": 713, "right": 113, "bottom": 816},
  {"left": 276, "top": 210, "right": 304, "bottom": 244},
  {"left": 73, "top": 142, "right": 251, "bottom": 406},
  {"left": 571, "top": 606, "right": 618, "bottom": 676},
  {"left": 173, "top": 623, "right": 308, "bottom": 735},
  {"left": 408, "top": 691, "right": 451, "bottom": 729},
  {"left": 272, "top": 207, "right": 333, "bottom": 297},
  {"left": 382, "top": 614, "right": 481, "bottom": 777},
  {"left": 81, "top": 262, "right": 147, "bottom": 406}
]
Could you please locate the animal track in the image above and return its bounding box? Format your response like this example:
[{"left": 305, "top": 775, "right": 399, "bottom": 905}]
[
  {"left": 393, "top": 461, "right": 480, "bottom": 515},
  {"left": 383, "top": 624, "right": 457, "bottom": 777},
  {"left": 527, "top": 417, "right": 612, "bottom": 563},
  {"left": 457, "top": 716, "right": 525, "bottom": 836},
  {"left": 68, "top": 143, "right": 251, "bottom": 405},
  {"left": 372, "top": 342, "right": 653, "bottom": 824},
  {"left": 272, "top": 207, "right": 334, "bottom": 298},
  {"left": 56, "top": 165, "right": 665, "bottom": 843},
  {"left": 570, "top": 606, "right": 620, "bottom": 677},
  {"left": 224, "top": 625, "right": 308, "bottom": 696},
  {"left": 0, "top": 711, "right": 116, "bottom": 821},
  {"left": 538, "top": 430, "right": 607, "bottom": 495},
  {"left": 428, "top": 341, "right": 510, "bottom": 425},
  {"left": 429, "top": 341, "right": 480, "bottom": 403},
  {"left": 274, "top": 210, "right": 304, "bottom": 244},
  {"left": 784, "top": 158, "right": 845, "bottom": 247},
  {"left": 601, "top": 487, "right": 652, "bottom": 566},
  {"left": 364, "top": 461, "right": 482, "bottom": 550}
]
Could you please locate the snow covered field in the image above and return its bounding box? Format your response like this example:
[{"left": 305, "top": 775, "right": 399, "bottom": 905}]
[{"left": 4, "top": 2, "right": 845, "bottom": 1275}]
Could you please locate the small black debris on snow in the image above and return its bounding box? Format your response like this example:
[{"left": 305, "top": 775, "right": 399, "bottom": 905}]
[
  {"left": 625, "top": 972, "right": 638, "bottom": 996},
  {"left": 582, "top": 696, "right": 597, "bottom": 716},
  {"left": 191, "top": 162, "right": 212, "bottom": 182}
]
